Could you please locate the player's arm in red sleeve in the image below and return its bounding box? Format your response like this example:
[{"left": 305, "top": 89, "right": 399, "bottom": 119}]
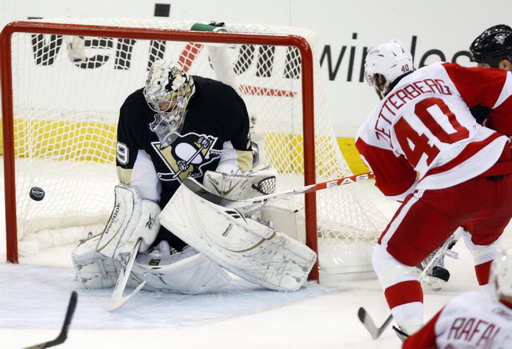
[
  {"left": 443, "top": 63, "right": 512, "bottom": 135},
  {"left": 442, "top": 63, "right": 509, "bottom": 108},
  {"left": 355, "top": 138, "right": 417, "bottom": 201},
  {"left": 402, "top": 310, "right": 442, "bottom": 349}
]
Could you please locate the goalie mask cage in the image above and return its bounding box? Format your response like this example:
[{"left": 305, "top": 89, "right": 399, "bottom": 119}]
[{"left": 0, "top": 19, "right": 387, "bottom": 282}]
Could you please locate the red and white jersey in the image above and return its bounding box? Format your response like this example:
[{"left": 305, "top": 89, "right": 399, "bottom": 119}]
[
  {"left": 356, "top": 63, "right": 512, "bottom": 200},
  {"left": 403, "top": 291, "right": 512, "bottom": 349}
]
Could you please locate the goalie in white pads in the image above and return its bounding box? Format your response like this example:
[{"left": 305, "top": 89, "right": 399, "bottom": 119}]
[{"left": 72, "top": 55, "right": 315, "bottom": 295}]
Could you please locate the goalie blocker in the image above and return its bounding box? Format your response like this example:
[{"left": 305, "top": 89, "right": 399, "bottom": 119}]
[{"left": 159, "top": 180, "right": 317, "bottom": 292}]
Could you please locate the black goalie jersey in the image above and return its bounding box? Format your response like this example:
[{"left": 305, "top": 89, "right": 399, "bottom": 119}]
[{"left": 116, "top": 76, "right": 253, "bottom": 209}]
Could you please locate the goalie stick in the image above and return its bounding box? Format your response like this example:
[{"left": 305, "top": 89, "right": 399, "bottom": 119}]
[
  {"left": 182, "top": 171, "right": 375, "bottom": 209},
  {"left": 24, "top": 291, "right": 78, "bottom": 349},
  {"left": 106, "top": 238, "right": 147, "bottom": 311},
  {"left": 357, "top": 233, "right": 457, "bottom": 339}
]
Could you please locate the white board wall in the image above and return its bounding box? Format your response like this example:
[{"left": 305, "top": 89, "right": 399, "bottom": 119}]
[{"left": 1, "top": 0, "right": 510, "bottom": 137}]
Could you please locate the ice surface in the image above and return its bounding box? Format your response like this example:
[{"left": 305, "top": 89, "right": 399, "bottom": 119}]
[{"left": 0, "top": 172, "right": 510, "bottom": 349}]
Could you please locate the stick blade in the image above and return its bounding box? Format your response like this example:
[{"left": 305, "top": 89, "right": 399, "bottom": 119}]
[
  {"left": 357, "top": 307, "right": 379, "bottom": 339},
  {"left": 106, "top": 239, "right": 145, "bottom": 312},
  {"left": 106, "top": 281, "right": 146, "bottom": 311},
  {"left": 357, "top": 306, "right": 367, "bottom": 323}
]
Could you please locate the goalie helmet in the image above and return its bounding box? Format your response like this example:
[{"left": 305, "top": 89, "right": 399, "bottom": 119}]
[
  {"left": 144, "top": 60, "right": 196, "bottom": 132},
  {"left": 364, "top": 40, "right": 414, "bottom": 98},
  {"left": 470, "top": 24, "right": 512, "bottom": 68},
  {"left": 490, "top": 248, "right": 512, "bottom": 299}
]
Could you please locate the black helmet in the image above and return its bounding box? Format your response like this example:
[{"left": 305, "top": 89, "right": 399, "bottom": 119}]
[{"left": 470, "top": 24, "right": 512, "bottom": 67}]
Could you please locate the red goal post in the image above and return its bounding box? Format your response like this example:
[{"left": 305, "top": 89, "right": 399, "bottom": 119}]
[{"left": 0, "top": 20, "right": 319, "bottom": 275}]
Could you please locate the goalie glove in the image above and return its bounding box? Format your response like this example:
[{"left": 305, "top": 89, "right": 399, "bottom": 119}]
[
  {"left": 202, "top": 165, "right": 277, "bottom": 202},
  {"left": 202, "top": 165, "right": 278, "bottom": 215}
]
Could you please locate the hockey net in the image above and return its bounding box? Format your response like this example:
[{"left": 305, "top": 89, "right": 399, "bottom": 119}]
[{"left": 1, "top": 18, "right": 387, "bottom": 281}]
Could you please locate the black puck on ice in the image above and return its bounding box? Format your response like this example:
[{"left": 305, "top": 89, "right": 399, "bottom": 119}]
[{"left": 29, "top": 187, "right": 45, "bottom": 201}]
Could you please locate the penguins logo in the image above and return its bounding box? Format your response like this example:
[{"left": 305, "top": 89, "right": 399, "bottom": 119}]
[{"left": 152, "top": 132, "right": 221, "bottom": 181}]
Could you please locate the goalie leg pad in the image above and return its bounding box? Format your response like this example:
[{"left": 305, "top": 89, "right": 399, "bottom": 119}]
[
  {"left": 129, "top": 246, "right": 231, "bottom": 294},
  {"left": 96, "top": 184, "right": 161, "bottom": 259},
  {"left": 159, "top": 184, "right": 317, "bottom": 291},
  {"left": 72, "top": 234, "right": 120, "bottom": 288}
]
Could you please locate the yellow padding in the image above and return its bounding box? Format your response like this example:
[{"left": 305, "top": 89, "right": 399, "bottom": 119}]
[
  {"left": 13, "top": 119, "right": 117, "bottom": 163},
  {"left": 337, "top": 137, "right": 370, "bottom": 174},
  {"left": 263, "top": 133, "right": 368, "bottom": 175},
  {"left": 2, "top": 119, "right": 368, "bottom": 172},
  {"left": 264, "top": 133, "right": 304, "bottom": 173}
]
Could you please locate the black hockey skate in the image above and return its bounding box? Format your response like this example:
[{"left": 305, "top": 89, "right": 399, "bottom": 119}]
[
  {"left": 417, "top": 235, "right": 458, "bottom": 291},
  {"left": 422, "top": 252, "right": 450, "bottom": 291}
]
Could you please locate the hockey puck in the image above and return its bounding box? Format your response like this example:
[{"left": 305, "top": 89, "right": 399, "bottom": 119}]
[{"left": 29, "top": 187, "right": 45, "bottom": 201}]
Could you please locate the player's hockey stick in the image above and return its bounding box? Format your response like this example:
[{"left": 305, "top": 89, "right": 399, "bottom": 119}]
[
  {"left": 24, "top": 291, "right": 78, "bottom": 349},
  {"left": 358, "top": 233, "right": 457, "bottom": 339},
  {"left": 106, "top": 238, "right": 147, "bottom": 311},
  {"left": 357, "top": 307, "right": 393, "bottom": 340},
  {"left": 182, "top": 172, "right": 375, "bottom": 209}
]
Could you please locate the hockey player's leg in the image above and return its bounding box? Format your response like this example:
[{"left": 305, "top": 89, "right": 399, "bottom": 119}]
[
  {"left": 461, "top": 172, "right": 512, "bottom": 297},
  {"left": 372, "top": 244, "right": 424, "bottom": 335},
  {"left": 462, "top": 228, "right": 502, "bottom": 298},
  {"left": 373, "top": 189, "right": 461, "bottom": 336},
  {"left": 159, "top": 183, "right": 317, "bottom": 291}
]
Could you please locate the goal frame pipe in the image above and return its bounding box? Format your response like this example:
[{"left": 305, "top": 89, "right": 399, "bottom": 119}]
[{"left": 0, "top": 21, "right": 319, "bottom": 280}]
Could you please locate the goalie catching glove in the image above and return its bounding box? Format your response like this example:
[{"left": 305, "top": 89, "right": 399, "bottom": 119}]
[{"left": 159, "top": 181, "right": 317, "bottom": 291}]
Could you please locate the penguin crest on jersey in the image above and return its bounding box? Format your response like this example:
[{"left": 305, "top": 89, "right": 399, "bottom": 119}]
[{"left": 151, "top": 132, "right": 221, "bottom": 182}]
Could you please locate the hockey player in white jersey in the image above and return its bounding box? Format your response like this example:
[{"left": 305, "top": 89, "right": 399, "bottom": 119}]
[
  {"left": 357, "top": 40, "right": 512, "bottom": 336},
  {"left": 363, "top": 44, "right": 454, "bottom": 293},
  {"left": 403, "top": 248, "right": 512, "bottom": 348}
]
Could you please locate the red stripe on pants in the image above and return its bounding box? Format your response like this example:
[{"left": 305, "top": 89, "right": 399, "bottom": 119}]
[
  {"left": 384, "top": 280, "right": 423, "bottom": 309},
  {"left": 475, "top": 260, "right": 493, "bottom": 285}
]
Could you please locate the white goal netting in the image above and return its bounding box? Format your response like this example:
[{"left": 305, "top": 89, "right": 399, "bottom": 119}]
[{"left": 3, "top": 18, "right": 387, "bottom": 280}]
